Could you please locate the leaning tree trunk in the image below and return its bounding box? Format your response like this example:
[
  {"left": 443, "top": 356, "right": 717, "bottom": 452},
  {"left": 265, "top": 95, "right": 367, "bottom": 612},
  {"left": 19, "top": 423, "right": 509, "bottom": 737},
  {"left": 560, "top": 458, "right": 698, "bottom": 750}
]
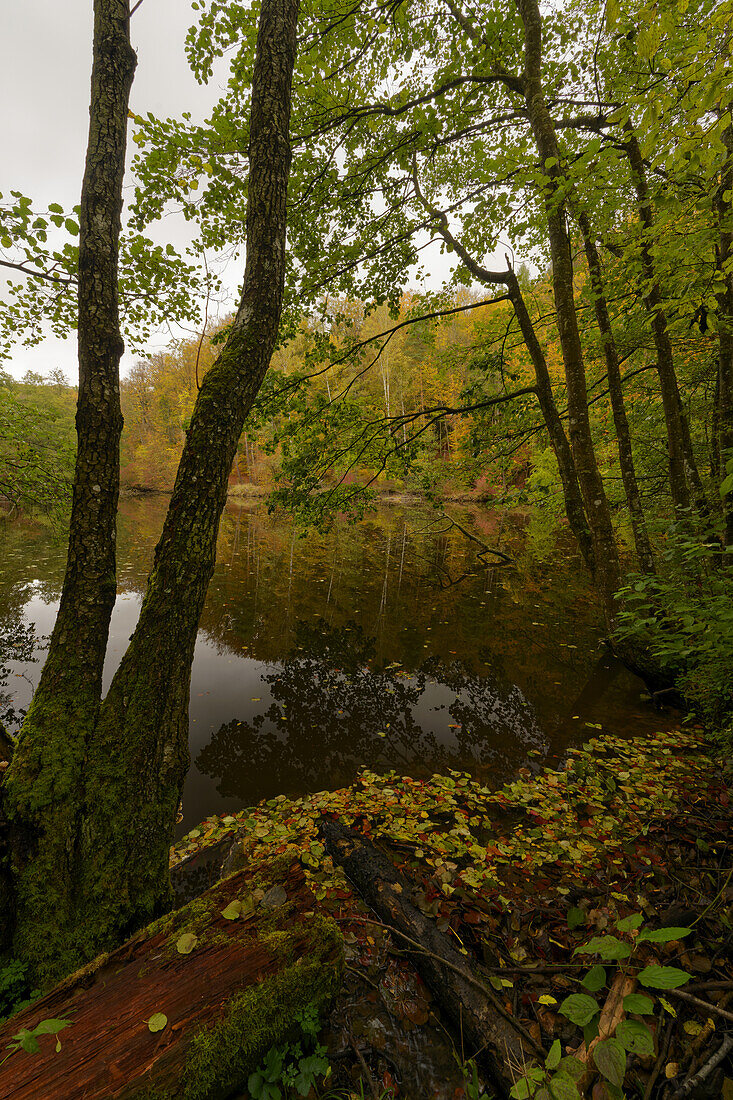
[
  {"left": 410, "top": 169, "right": 595, "bottom": 572},
  {"left": 3, "top": 0, "right": 136, "bottom": 982},
  {"left": 578, "top": 210, "right": 655, "bottom": 574},
  {"left": 505, "top": 270, "right": 596, "bottom": 572},
  {"left": 71, "top": 0, "right": 301, "bottom": 961},
  {"left": 516, "top": 0, "right": 620, "bottom": 618}
]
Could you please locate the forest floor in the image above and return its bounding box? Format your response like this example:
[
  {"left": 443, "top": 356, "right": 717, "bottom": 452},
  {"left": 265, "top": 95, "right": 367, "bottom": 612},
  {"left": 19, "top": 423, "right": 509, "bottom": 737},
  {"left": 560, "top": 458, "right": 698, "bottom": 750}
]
[{"left": 171, "top": 726, "right": 733, "bottom": 1100}]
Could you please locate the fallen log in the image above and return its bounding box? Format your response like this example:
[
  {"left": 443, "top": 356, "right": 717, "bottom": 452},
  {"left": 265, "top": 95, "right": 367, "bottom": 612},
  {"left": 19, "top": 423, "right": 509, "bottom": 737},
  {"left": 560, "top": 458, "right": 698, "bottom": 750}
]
[
  {"left": 0, "top": 857, "right": 343, "bottom": 1100},
  {"left": 320, "top": 818, "right": 542, "bottom": 1097}
]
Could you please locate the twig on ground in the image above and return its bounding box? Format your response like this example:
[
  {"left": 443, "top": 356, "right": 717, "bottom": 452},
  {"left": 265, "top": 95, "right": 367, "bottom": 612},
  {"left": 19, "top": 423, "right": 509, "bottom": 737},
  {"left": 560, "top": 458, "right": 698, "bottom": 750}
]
[
  {"left": 643, "top": 1012, "right": 676, "bottom": 1100},
  {"left": 666, "top": 987, "right": 733, "bottom": 1023},
  {"left": 347, "top": 1021, "right": 380, "bottom": 1100},
  {"left": 669, "top": 1032, "right": 733, "bottom": 1100}
]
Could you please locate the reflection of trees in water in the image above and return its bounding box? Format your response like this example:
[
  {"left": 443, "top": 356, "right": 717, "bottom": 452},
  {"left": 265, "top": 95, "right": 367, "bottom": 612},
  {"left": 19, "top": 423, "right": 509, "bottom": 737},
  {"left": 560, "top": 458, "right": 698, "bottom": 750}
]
[
  {"left": 196, "top": 619, "right": 548, "bottom": 803},
  {"left": 0, "top": 617, "right": 39, "bottom": 730}
]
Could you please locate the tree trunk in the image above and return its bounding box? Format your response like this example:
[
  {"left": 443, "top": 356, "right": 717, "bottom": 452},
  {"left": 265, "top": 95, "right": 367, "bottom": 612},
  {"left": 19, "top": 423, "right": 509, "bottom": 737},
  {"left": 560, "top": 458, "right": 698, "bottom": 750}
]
[
  {"left": 516, "top": 0, "right": 620, "bottom": 617},
  {"left": 624, "top": 128, "right": 706, "bottom": 516},
  {"left": 578, "top": 210, "right": 655, "bottom": 574},
  {"left": 411, "top": 166, "right": 595, "bottom": 571},
  {"left": 3, "top": 0, "right": 136, "bottom": 982},
  {"left": 505, "top": 270, "right": 596, "bottom": 571},
  {"left": 74, "top": 0, "right": 300, "bottom": 960},
  {"left": 715, "top": 118, "right": 733, "bottom": 547}
]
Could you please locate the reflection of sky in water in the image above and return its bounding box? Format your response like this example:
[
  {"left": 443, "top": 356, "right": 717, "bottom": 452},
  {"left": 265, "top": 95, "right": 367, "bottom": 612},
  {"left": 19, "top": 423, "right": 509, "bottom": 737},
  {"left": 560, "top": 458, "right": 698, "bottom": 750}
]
[{"left": 0, "top": 499, "right": 674, "bottom": 833}]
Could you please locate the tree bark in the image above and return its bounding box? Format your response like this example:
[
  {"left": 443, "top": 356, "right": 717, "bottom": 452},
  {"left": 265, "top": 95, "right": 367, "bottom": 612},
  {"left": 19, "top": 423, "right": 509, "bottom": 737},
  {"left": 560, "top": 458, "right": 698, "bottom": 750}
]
[
  {"left": 715, "top": 118, "right": 733, "bottom": 547},
  {"left": 3, "top": 0, "right": 136, "bottom": 982},
  {"left": 577, "top": 210, "right": 655, "bottom": 574},
  {"left": 624, "top": 128, "right": 707, "bottom": 517},
  {"left": 74, "top": 0, "right": 300, "bottom": 959},
  {"left": 515, "top": 0, "right": 620, "bottom": 616}
]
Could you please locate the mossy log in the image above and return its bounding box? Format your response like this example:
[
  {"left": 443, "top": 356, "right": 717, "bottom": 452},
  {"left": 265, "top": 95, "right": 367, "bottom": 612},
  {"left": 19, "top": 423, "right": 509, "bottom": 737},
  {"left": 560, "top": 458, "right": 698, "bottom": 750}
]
[
  {"left": 0, "top": 859, "right": 343, "bottom": 1100},
  {"left": 320, "top": 818, "right": 541, "bottom": 1097}
]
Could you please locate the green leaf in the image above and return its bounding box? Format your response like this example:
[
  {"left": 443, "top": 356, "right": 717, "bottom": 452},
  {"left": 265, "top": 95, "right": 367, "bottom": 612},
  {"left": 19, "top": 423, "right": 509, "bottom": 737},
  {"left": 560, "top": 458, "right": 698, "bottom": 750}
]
[
  {"left": 575, "top": 935, "right": 631, "bottom": 961},
  {"left": 221, "top": 900, "right": 243, "bottom": 920},
  {"left": 638, "top": 927, "right": 691, "bottom": 943},
  {"left": 32, "top": 1020, "right": 70, "bottom": 1035},
  {"left": 581, "top": 965, "right": 607, "bottom": 992},
  {"left": 558, "top": 1057, "right": 585, "bottom": 1083},
  {"left": 583, "top": 1017, "right": 600, "bottom": 1048},
  {"left": 593, "top": 1038, "right": 626, "bottom": 1087},
  {"left": 148, "top": 1012, "right": 168, "bottom": 1033},
  {"left": 615, "top": 913, "right": 643, "bottom": 932},
  {"left": 623, "top": 994, "right": 655, "bottom": 1015},
  {"left": 559, "top": 993, "right": 600, "bottom": 1027},
  {"left": 546, "top": 1038, "right": 562, "bottom": 1071},
  {"left": 510, "top": 1080, "right": 532, "bottom": 1100},
  {"left": 616, "top": 1019, "right": 655, "bottom": 1056},
  {"left": 567, "top": 906, "right": 586, "bottom": 930},
  {"left": 176, "top": 932, "right": 198, "bottom": 954},
  {"left": 638, "top": 966, "right": 690, "bottom": 989},
  {"left": 549, "top": 1074, "right": 582, "bottom": 1100},
  {"left": 19, "top": 1033, "right": 40, "bottom": 1054}
]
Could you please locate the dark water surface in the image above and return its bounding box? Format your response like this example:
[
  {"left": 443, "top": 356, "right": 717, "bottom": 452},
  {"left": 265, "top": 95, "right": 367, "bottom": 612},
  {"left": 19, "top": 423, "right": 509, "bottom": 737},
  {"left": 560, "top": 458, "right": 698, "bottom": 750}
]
[{"left": 0, "top": 497, "right": 670, "bottom": 834}]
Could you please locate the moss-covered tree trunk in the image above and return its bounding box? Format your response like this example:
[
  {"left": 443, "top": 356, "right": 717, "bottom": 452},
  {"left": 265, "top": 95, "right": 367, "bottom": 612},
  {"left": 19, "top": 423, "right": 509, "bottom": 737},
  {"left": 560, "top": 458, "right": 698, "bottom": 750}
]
[
  {"left": 72, "top": 0, "right": 301, "bottom": 959},
  {"left": 715, "top": 118, "right": 733, "bottom": 548},
  {"left": 4, "top": 0, "right": 299, "bottom": 983},
  {"left": 578, "top": 211, "right": 655, "bottom": 575},
  {"left": 516, "top": 0, "right": 620, "bottom": 617},
  {"left": 2, "top": 0, "right": 136, "bottom": 979},
  {"left": 624, "top": 127, "right": 707, "bottom": 518}
]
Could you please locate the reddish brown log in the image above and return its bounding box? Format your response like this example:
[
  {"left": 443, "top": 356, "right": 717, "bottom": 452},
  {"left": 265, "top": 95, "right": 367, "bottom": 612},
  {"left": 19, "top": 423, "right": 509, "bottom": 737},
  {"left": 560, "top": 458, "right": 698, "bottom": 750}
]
[{"left": 0, "top": 860, "right": 342, "bottom": 1099}]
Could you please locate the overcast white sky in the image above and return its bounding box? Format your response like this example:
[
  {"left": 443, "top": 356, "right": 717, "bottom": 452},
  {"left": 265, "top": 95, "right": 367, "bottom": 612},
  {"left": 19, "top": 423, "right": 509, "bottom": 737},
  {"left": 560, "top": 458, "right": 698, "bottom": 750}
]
[
  {"left": 1, "top": 0, "right": 456, "bottom": 383},
  {"left": 1, "top": 0, "right": 228, "bottom": 380}
]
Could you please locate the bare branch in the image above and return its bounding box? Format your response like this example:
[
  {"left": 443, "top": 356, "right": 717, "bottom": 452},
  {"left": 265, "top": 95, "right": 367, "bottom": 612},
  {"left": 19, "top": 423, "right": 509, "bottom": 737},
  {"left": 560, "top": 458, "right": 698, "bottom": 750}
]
[{"left": 0, "top": 259, "right": 75, "bottom": 286}]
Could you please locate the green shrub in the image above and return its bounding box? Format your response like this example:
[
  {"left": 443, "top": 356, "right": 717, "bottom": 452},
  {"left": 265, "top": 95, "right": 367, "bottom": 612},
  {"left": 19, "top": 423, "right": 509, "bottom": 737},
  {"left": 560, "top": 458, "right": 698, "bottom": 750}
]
[{"left": 613, "top": 528, "right": 733, "bottom": 726}]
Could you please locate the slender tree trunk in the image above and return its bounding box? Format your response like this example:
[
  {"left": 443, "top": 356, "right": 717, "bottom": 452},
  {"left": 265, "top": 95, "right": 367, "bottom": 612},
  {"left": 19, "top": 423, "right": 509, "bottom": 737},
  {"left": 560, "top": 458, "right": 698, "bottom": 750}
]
[
  {"left": 3, "top": 0, "right": 136, "bottom": 981},
  {"left": 74, "top": 0, "right": 300, "bottom": 957},
  {"left": 516, "top": 0, "right": 620, "bottom": 615},
  {"left": 504, "top": 272, "right": 595, "bottom": 571},
  {"left": 411, "top": 162, "right": 595, "bottom": 571},
  {"left": 577, "top": 211, "right": 655, "bottom": 574},
  {"left": 624, "top": 128, "right": 707, "bottom": 516},
  {"left": 715, "top": 118, "right": 733, "bottom": 547}
]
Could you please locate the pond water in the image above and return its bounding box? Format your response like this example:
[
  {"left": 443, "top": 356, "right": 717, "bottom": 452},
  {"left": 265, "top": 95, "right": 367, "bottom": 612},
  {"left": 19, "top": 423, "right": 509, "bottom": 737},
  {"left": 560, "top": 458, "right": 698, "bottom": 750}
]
[{"left": 0, "top": 496, "right": 671, "bottom": 835}]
